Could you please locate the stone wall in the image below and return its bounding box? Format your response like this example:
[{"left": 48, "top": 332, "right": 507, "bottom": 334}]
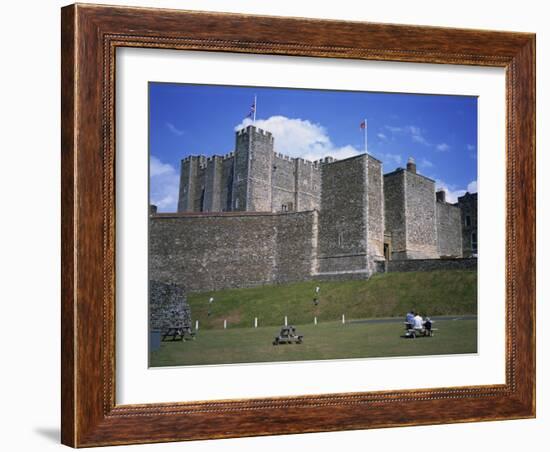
[
  {"left": 367, "top": 155, "right": 385, "bottom": 269},
  {"left": 247, "top": 127, "right": 274, "bottom": 211},
  {"left": 295, "top": 159, "right": 322, "bottom": 212},
  {"left": 177, "top": 126, "right": 322, "bottom": 214},
  {"left": 272, "top": 154, "right": 296, "bottom": 211},
  {"left": 150, "top": 210, "right": 317, "bottom": 292},
  {"left": 384, "top": 170, "right": 407, "bottom": 258},
  {"left": 318, "top": 155, "right": 369, "bottom": 274},
  {"left": 232, "top": 129, "right": 250, "bottom": 211},
  {"left": 149, "top": 280, "right": 192, "bottom": 331},
  {"left": 386, "top": 257, "right": 477, "bottom": 273},
  {"left": 436, "top": 201, "right": 463, "bottom": 257},
  {"left": 404, "top": 171, "right": 438, "bottom": 258},
  {"left": 458, "top": 192, "right": 478, "bottom": 257}
]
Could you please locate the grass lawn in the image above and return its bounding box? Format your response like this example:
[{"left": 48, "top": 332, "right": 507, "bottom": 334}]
[
  {"left": 188, "top": 270, "right": 477, "bottom": 330},
  {"left": 150, "top": 318, "right": 477, "bottom": 367}
]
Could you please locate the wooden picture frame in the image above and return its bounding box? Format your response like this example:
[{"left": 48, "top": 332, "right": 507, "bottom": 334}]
[{"left": 61, "top": 3, "right": 535, "bottom": 447}]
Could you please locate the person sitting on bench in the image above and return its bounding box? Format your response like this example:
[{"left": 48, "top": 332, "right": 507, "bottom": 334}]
[
  {"left": 406, "top": 310, "right": 415, "bottom": 329},
  {"left": 413, "top": 312, "right": 424, "bottom": 330},
  {"left": 424, "top": 316, "right": 433, "bottom": 333}
]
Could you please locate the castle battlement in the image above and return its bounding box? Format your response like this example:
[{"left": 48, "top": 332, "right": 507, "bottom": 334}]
[{"left": 237, "top": 125, "right": 274, "bottom": 139}]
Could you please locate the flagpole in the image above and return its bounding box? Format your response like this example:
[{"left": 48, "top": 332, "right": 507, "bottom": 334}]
[
  {"left": 364, "top": 118, "right": 368, "bottom": 153},
  {"left": 253, "top": 95, "right": 257, "bottom": 123}
]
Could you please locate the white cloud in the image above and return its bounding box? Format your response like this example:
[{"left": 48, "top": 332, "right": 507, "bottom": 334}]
[
  {"left": 235, "top": 116, "right": 360, "bottom": 161},
  {"left": 385, "top": 125, "right": 430, "bottom": 146},
  {"left": 377, "top": 132, "right": 388, "bottom": 141},
  {"left": 150, "top": 156, "right": 179, "bottom": 212},
  {"left": 435, "top": 179, "right": 478, "bottom": 203},
  {"left": 436, "top": 143, "right": 451, "bottom": 152},
  {"left": 166, "top": 122, "right": 185, "bottom": 136}
]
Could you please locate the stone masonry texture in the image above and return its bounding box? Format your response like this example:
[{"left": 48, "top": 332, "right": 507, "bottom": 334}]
[
  {"left": 153, "top": 125, "right": 477, "bottom": 294},
  {"left": 149, "top": 280, "right": 192, "bottom": 331}
]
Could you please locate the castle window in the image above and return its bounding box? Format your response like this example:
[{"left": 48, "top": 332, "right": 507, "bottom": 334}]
[
  {"left": 465, "top": 215, "right": 472, "bottom": 227},
  {"left": 337, "top": 231, "right": 345, "bottom": 247},
  {"left": 287, "top": 202, "right": 294, "bottom": 212},
  {"left": 281, "top": 204, "right": 288, "bottom": 212},
  {"left": 235, "top": 198, "right": 240, "bottom": 209},
  {"left": 471, "top": 232, "right": 478, "bottom": 251}
]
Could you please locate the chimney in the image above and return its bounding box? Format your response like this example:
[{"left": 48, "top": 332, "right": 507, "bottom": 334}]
[
  {"left": 149, "top": 204, "right": 158, "bottom": 215},
  {"left": 406, "top": 157, "right": 417, "bottom": 174},
  {"left": 436, "top": 190, "right": 446, "bottom": 203}
]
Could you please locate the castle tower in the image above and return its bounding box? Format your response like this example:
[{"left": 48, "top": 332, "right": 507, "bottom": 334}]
[
  {"left": 317, "top": 154, "right": 385, "bottom": 276},
  {"left": 177, "top": 156, "right": 199, "bottom": 212},
  {"left": 232, "top": 125, "right": 274, "bottom": 211},
  {"left": 384, "top": 157, "right": 439, "bottom": 259}
]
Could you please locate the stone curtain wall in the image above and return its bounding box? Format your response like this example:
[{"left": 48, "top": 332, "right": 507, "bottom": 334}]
[
  {"left": 387, "top": 258, "right": 477, "bottom": 273},
  {"left": 275, "top": 211, "right": 319, "bottom": 283},
  {"left": 436, "top": 201, "right": 463, "bottom": 257},
  {"left": 150, "top": 211, "right": 317, "bottom": 293},
  {"left": 149, "top": 280, "right": 192, "bottom": 331}
]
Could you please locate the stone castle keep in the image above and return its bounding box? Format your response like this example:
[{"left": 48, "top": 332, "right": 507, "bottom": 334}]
[{"left": 150, "top": 125, "right": 476, "bottom": 293}]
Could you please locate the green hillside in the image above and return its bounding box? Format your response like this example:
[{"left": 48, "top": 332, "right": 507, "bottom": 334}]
[{"left": 188, "top": 270, "right": 477, "bottom": 329}]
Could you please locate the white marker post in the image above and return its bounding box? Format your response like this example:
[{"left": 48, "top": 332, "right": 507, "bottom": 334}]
[
  {"left": 195, "top": 320, "right": 199, "bottom": 331},
  {"left": 342, "top": 314, "right": 346, "bottom": 325},
  {"left": 223, "top": 319, "right": 227, "bottom": 329},
  {"left": 314, "top": 316, "right": 317, "bottom": 325},
  {"left": 254, "top": 317, "right": 258, "bottom": 328},
  {"left": 284, "top": 316, "right": 288, "bottom": 326}
]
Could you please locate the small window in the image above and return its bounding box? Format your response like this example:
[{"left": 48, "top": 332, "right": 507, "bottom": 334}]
[
  {"left": 281, "top": 204, "right": 288, "bottom": 212},
  {"left": 471, "top": 232, "right": 478, "bottom": 251},
  {"left": 235, "top": 198, "right": 240, "bottom": 209},
  {"left": 337, "top": 231, "right": 344, "bottom": 247},
  {"left": 287, "top": 202, "right": 294, "bottom": 212},
  {"left": 465, "top": 215, "right": 472, "bottom": 227}
]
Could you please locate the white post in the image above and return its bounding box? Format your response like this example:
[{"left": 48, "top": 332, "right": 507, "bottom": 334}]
[
  {"left": 284, "top": 316, "right": 288, "bottom": 326},
  {"left": 254, "top": 317, "right": 258, "bottom": 328},
  {"left": 342, "top": 314, "right": 346, "bottom": 325},
  {"left": 195, "top": 320, "right": 199, "bottom": 331},
  {"left": 314, "top": 316, "right": 317, "bottom": 325},
  {"left": 223, "top": 319, "right": 227, "bottom": 329}
]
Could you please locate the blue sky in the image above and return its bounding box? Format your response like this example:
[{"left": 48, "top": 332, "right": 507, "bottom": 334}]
[{"left": 149, "top": 82, "right": 477, "bottom": 212}]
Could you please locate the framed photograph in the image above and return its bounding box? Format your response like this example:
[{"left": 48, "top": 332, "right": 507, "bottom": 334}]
[{"left": 61, "top": 3, "right": 535, "bottom": 447}]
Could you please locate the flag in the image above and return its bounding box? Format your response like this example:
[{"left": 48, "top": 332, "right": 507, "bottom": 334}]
[
  {"left": 359, "top": 120, "right": 366, "bottom": 130},
  {"left": 247, "top": 99, "right": 256, "bottom": 118}
]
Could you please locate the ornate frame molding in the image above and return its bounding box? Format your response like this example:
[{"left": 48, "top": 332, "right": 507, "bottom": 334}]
[{"left": 61, "top": 4, "right": 535, "bottom": 447}]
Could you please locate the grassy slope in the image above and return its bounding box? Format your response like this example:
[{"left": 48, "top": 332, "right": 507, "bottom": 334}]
[
  {"left": 188, "top": 270, "right": 477, "bottom": 330},
  {"left": 151, "top": 319, "right": 478, "bottom": 367}
]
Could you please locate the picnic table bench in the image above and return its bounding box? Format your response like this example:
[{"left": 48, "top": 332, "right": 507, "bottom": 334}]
[{"left": 403, "top": 322, "right": 438, "bottom": 338}]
